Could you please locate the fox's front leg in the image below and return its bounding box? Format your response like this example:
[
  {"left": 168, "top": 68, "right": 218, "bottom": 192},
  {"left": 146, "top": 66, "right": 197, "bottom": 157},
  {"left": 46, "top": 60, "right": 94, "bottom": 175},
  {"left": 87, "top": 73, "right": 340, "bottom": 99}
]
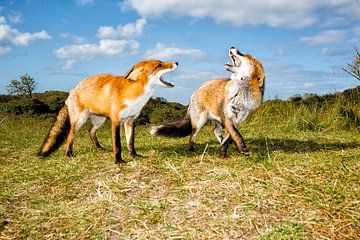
[
  {"left": 223, "top": 118, "right": 250, "bottom": 157},
  {"left": 124, "top": 117, "right": 140, "bottom": 157},
  {"left": 111, "top": 120, "right": 125, "bottom": 164}
]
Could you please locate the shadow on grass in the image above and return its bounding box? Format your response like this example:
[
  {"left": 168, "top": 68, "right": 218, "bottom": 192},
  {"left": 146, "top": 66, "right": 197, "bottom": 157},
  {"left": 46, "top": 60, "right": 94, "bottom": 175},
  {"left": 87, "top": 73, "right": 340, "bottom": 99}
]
[
  {"left": 247, "top": 137, "right": 359, "bottom": 154},
  {"left": 142, "top": 138, "right": 360, "bottom": 158}
]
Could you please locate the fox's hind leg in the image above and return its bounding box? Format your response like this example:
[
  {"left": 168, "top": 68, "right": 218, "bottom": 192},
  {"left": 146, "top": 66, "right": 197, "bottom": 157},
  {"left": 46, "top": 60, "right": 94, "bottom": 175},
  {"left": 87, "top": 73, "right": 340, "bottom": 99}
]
[
  {"left": 220, "top": 132, "right": 233, "bottom": 158},
  {"left": 66, "top": 108, "right": 89, "bottom": 157},
  {"left": 189, "top": 112, "right": 208, "bottom": 151},
  {"left": 89, "top": 115, "right": 106, "bottom": 149},
  {"left": 214, "top": 122, "right": 223, "bottom": 143}
]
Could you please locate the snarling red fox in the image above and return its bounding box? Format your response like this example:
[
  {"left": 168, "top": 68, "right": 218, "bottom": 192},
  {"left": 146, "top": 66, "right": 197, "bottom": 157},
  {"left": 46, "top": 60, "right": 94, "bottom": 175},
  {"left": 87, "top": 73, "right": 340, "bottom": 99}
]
[
  {"left": 39, "top": 60, "right": 178, "bottom": 163},
  {"left": 151, "top": 47, "right": 265, "bottom": 157}
]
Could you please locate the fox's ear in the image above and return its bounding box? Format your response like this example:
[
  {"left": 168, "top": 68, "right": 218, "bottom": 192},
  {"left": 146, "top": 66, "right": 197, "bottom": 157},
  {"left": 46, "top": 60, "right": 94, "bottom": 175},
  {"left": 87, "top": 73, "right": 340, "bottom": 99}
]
[
  {"left": 258, "top": 76, "right": 264, "bottom": 88},
  {"left": 125, "top": 67, "right": 143, "bottom": 81}
]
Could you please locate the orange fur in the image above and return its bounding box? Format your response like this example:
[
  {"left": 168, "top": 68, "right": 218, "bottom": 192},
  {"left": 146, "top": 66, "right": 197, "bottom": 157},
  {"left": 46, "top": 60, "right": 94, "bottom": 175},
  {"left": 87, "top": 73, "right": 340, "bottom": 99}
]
[
  {"left": 151, "top": 48, "right": 265, "bottom": 157},
  {"left": 39, "top": 60, "right": 178, "bottom": 163}
]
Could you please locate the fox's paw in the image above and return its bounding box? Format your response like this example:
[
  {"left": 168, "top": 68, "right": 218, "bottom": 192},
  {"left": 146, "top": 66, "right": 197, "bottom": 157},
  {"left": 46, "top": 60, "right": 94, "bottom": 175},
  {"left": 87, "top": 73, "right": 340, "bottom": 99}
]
[
  {"left": 129, "top": 152, "right": 143, "bottom": 158},
  {"left": 115, "top": 159, "right": 126, "bottom": 164},
  {"left": 95, "top": 146, "right": 106, "bottom": 151},
  {"left": 189, "top": 144, "right": 195, "bottom": 152},
  {"left": 220, "top": 153, "right": 228, "bottom": 159},
  {"left": 240, "top": 147, "right": 251, "bottom": 157},
  {"left": 66, "top": 150, "right": 74, "bottom": 157}
]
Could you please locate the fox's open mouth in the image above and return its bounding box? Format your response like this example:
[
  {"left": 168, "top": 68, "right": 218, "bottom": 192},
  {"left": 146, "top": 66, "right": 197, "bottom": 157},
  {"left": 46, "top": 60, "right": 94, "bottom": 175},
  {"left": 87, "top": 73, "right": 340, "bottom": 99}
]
[
  {"left": 230, "top": 52, "right": 242, "bottom": 67},
  {"left": 160, "top": 76, "right": 174, "bottom": 88},
  {"left": 224, "top": 49, "right": 242, "bottom": 70}
]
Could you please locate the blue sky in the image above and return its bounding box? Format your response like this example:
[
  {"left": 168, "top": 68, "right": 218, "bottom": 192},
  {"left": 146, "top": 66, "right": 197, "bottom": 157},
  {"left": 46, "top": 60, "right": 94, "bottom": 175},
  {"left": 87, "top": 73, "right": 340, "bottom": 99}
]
[{"left": 0, "top": 0, "right": 359, "bottom": 104}]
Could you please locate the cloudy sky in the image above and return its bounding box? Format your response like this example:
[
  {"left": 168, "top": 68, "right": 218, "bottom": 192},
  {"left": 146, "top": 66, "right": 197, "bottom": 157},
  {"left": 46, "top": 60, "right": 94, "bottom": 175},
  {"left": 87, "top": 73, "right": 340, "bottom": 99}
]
[{"left": 0, "top": 0, "right": 359, "bottom": 104}]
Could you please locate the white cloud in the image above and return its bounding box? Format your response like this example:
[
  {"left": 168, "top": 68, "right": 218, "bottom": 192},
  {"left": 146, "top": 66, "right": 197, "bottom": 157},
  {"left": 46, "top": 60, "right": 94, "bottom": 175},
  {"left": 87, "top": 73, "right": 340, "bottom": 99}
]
[
  {"left": 54, "top": 39, "right": 139, "bottom": 59},
  {"left": 0, "top": 22, "right": 12, "bottom": 41},
  {"left": 75, "top": 0, "right": 94, "bottom": 6},
  {"left": 12, "top": 30, "right": 52, "bottom": 46},
  {"left": 0, "top": 16, "right": 52, "bottom": 55},
  {"left": 97, "top": 18, "right": 146, "bottom": 39},
  {"left": 122, "top": 0, "right": 360, "bottom": 29},
  {"left": 54, "top": 39, "right": 140, "bottom": 70},
  {"left": 55, "top": 19, "right": 145, "bottom": 70},
  {"left": 299, "top": 30, "right": 347, "bottom": 46},
  {"left": 144, "top": 43, "right": 207, "bottom": 60}
]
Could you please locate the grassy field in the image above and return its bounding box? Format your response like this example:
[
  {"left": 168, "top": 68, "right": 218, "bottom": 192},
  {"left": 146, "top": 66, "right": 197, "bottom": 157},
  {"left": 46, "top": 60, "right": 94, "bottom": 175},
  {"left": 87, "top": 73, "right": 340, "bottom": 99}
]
[{"left": 0, "top": 99, "right": 359, "bottom": 239}]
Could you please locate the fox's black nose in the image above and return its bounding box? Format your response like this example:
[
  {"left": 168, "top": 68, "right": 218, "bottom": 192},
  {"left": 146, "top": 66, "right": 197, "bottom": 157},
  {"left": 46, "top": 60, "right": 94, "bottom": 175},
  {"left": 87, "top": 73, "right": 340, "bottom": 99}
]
[
  {"left": 230, "top": 46, "right": 236, "bottom": 50},
  {"left": 175, "top": 62, "right": 178, "bottom": 66}
]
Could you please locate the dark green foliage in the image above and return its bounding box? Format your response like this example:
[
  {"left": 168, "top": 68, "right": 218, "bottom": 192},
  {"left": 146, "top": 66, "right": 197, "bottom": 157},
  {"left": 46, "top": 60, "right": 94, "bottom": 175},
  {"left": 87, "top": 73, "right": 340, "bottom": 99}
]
[
  {"left": 290, "top": 86, "right": 360, "bottom": 108},
  {"left": 136, "top": 97, "right": 187, "bottom": 125},
  {"left": 288, "top": 94, "right": 302, "bottom": 103},
  {"left": 0, "top": 98, "right": 50, "bottom": 115},
  {"left": 0, "top": 87, "right": 358, "bottom": 130},
  {"left": 342, "top": 86, "right": 360, "bottom": 103},
  {"left": 33, "top": 91, "right": 68, "bottom": 112},
  {"left": 0, "top": 94, "right": 20, "bottom": 103},
  {"left": 0, "top": 91, "right": 68, "bottom": 115},
  {"left": 339, "top": 106, "right": 360, "bottom": 128},
  {"left": 247, "top": 86, "right": 359, "bottom": 132},
  {"left": 0, "top": 93, "right": 186, "bottom": 125},
  {"left": 149, "top": 102, "right": 187, "bottom": 124}
]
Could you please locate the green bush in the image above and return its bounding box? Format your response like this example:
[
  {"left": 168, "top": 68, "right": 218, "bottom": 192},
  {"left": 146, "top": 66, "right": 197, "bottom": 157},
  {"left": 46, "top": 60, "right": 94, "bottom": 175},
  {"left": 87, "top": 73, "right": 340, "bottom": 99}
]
[
  {"left": 0, "top": 98, "right": 50, "bottom": 115},
  {"left": 136, "top": 97, "right": 187, "bottom": 125},
  {"left": 33, "top": 91, "right": 68, "bottom": 112},
  {"left": 0, "top": 94, "right": 20, "bottom": 103},
  {"left": 0, "top": 87, "right": 358, "bottom": 130}
]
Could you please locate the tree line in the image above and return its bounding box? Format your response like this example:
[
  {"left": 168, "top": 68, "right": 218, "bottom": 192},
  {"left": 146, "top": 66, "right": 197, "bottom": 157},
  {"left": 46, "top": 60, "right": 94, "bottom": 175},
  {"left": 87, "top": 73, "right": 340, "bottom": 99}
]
[{"left": 2, "top": 47, "right": 359, "bottom": 123}]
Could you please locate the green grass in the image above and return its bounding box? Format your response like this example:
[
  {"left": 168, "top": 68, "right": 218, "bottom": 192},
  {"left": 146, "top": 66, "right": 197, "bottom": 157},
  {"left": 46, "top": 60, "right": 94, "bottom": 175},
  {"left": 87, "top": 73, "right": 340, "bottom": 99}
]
[{"left": 0, "top": 99, "right": 359, "bottom": 239}]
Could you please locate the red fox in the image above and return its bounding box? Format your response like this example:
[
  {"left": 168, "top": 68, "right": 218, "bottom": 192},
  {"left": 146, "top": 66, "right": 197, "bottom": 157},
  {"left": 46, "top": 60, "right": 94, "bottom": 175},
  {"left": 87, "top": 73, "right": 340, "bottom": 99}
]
[
  {"left": 151, "top": 47, "right": 265, "bottom": 157},
  {"left": 39, "top": 60, "right": 178, "bottom": 163}
]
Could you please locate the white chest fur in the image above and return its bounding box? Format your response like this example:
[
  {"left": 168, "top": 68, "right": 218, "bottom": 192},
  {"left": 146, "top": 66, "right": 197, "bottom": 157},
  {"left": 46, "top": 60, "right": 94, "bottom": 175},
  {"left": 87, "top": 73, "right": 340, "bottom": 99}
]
[
  {"left": 119, "top": 85, "right": 154, "bottom": 121},
  {"left": 225, "top": 80, "right": 256, "bottom": 124}
]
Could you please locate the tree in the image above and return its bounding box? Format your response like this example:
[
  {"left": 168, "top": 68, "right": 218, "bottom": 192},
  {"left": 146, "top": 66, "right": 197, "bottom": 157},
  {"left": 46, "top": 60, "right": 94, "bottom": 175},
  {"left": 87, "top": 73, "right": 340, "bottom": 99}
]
[
  {"left": 7, "top": 74, "right": 37, "bottom": 98},
  {"left": 343, "top": 47, "right": 360, "bottom": 81}
]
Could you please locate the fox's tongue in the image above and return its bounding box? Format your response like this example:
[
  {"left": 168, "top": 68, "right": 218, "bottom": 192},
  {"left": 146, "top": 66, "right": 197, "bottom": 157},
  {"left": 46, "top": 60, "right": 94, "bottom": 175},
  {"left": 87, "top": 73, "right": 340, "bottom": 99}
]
[{"left": 160, "top": 76, "right": 174, "bottom": 88}]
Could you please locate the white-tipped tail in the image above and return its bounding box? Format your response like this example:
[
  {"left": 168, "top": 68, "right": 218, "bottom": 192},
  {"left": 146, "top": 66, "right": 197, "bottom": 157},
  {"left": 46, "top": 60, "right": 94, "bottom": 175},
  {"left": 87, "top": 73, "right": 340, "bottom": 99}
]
[
  {"left": 149, "top": 113, "right": 192, "bottom": 138},
  {"left": 150, "top": 125, "right": 162, "bottom": 136}
]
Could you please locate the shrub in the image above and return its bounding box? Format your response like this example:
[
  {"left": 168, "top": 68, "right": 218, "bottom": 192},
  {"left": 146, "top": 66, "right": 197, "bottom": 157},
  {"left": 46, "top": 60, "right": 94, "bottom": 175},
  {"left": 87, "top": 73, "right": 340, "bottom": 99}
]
[
  {"left": 34, "top": 91, "right": 68, "bottom": 112},
  {"left": 135, "top": 98, "right": 187, "bottom": 125},
  {"left": 0, "top": 98, "right": 50, "bottom": 115}
]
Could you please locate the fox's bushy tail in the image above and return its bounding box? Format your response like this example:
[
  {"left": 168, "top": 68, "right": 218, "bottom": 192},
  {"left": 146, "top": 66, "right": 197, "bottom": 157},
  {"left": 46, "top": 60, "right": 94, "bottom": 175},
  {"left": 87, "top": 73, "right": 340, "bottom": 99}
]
[
  {"left": 38, "top": 105, "right": 70, "bottom": 157},
  {"left": 150, "top": 112, "right": 192, "bottom": 137}
]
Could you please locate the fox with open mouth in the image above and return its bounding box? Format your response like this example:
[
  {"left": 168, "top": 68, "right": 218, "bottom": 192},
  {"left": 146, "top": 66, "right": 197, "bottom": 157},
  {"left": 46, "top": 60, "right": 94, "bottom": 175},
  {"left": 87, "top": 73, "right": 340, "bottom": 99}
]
[
  {"left": 151, "top": 47, "right": 265, "bottom": 157},
  {"left": 39, "top": 60, "right": 178, "bottom": 164}
]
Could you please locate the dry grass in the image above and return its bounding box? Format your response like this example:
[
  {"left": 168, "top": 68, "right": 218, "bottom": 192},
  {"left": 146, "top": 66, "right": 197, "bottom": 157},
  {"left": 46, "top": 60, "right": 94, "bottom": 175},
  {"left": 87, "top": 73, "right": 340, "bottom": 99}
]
[{"left": 0, "top": 106, "right": 359, "bottom": 239}]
